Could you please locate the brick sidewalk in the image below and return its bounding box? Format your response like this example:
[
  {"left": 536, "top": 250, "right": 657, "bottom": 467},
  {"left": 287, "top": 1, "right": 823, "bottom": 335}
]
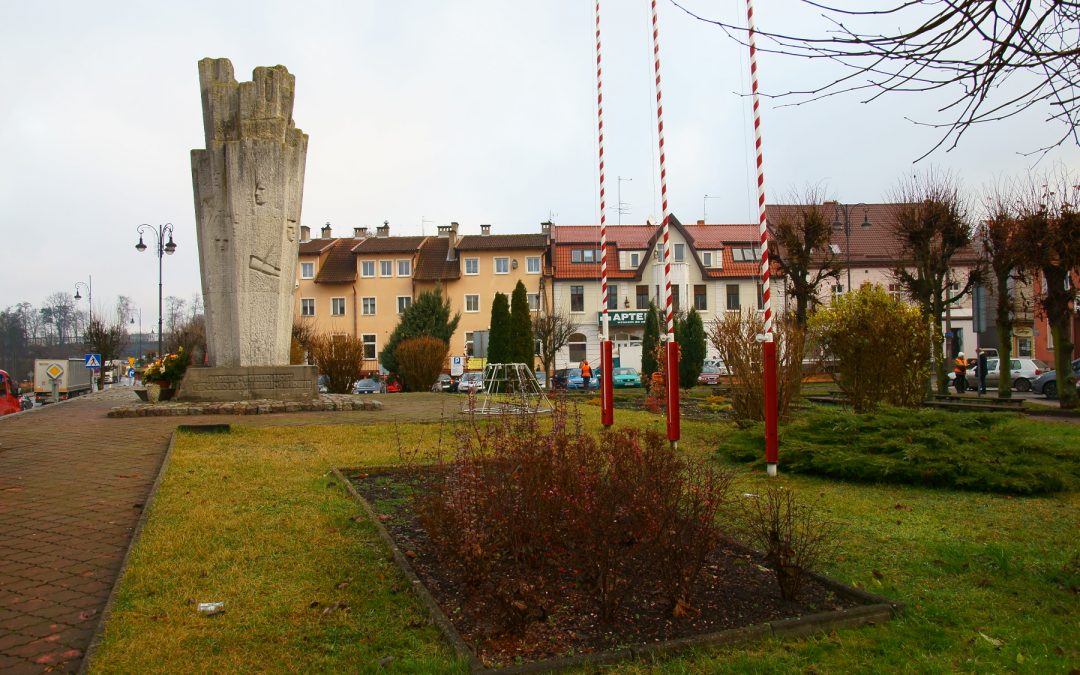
[{"left": 0, "top": 388, "right": 449, "bottom": 673}]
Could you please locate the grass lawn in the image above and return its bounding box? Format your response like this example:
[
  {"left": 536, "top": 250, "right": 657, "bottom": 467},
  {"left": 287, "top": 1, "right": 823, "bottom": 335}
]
[{"left": 90, "top": 407, "right": 1079, "bottom": 673}]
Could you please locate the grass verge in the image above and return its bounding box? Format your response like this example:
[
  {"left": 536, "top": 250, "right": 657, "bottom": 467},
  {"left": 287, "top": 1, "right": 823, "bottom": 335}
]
[{"left": 91, "top": 407, "right": 1079, "bottom": 673}]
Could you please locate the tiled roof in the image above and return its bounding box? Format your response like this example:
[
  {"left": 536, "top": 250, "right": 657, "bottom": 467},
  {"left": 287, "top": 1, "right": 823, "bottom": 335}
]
[
  {"left": 299, "top": 239, "right": 336, "bottom": 255},
  {"left": 455, "top": 234, "right": 548, "bottom": 250},
  {"left": 314, "top": 239, "right": 360, "bottom": 284},
  {"left": 552, "top": 225, "right": 655, "bottom": 247},
  {"left": 351, "top": 236, "right": 428, "bottom": 254},
  {"left": 414, "top": 237, "right": 461, "bottom": 281}
]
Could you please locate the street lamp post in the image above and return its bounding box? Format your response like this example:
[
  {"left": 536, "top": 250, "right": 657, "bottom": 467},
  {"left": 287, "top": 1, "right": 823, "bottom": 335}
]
[
  {"left": 135, "top": 223, "right": 177, "bottom": 358},
  {"left": 832, "top": 203, "right": 870, "bottom": 294},
  {"left": 74, "top": 276, "right": 92, "bottom": 329}
]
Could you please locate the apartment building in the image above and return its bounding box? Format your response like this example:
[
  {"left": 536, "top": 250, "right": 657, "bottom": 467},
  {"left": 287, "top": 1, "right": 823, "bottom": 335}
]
[
  {"left": 550, "top": 216, "right": 782, "bottom": 371},
  {"left": 294, "top": 221, "right": 549, "bottom": 372}
]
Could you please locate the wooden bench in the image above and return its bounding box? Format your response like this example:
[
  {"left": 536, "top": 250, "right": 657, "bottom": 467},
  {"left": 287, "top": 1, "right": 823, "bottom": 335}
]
[
  {"left": 931, "top": 394, "right": 1024, "bottom": 407},
  {"left": 923, "top": 400, "right": 1023, "bottom": 413}
]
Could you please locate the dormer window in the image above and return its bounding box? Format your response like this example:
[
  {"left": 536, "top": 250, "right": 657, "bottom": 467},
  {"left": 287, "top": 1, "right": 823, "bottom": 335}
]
[{"left": 701, "top": 251, "right": 713, "bottom": 268}]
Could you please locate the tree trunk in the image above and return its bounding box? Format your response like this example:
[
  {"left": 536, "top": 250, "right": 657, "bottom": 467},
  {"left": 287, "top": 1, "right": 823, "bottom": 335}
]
[
  {"left": 931, "top": 318, "right": 948, "bottom": 395},
  {"left": 1049, "top": 316, "right": 1077, "bottom": 409},
  {"left": 994, "top": 271, "right": 1012, "bottom": 400}
]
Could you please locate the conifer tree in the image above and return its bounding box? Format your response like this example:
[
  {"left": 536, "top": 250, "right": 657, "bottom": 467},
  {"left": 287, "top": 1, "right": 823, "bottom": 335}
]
[
  {"left": 486, "top": 292, "right": 511, "bottom": 365},
  {"left": 641, "top": 301, "right": 660, "bottom": 383},
  {"left": 509, "top": 281, "right": 534, "bottom": 366}
]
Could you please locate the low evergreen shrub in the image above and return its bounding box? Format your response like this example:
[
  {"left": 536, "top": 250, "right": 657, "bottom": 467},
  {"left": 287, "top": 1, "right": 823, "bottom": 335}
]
[{"left": 720, "top": 406, "right": 1080, "bottom": 494}]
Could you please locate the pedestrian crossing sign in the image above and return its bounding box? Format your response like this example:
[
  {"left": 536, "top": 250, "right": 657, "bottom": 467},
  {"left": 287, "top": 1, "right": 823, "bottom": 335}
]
[{"left": 84, "top": 354, "right": 102, "bottom": 368}]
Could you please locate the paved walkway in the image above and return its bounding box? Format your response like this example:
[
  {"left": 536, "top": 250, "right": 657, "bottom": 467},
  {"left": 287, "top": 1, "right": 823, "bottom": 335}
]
[{"left": 0, "top": 388, "right": 448, "bottom": 674}]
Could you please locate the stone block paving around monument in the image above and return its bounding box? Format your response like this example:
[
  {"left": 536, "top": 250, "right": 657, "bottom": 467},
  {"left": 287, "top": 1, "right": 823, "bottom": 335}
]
[{"left": 0, "top": 388, "right": 427, "bottom": 674}]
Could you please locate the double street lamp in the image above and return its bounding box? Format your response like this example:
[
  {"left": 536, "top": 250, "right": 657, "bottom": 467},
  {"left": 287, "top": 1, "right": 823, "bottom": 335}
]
[
  {"left": 135, "top": 223, "right": 177, "bottom": 358},
  {"left": 832, "top": 203, "right": 870, "bottom": 293}
]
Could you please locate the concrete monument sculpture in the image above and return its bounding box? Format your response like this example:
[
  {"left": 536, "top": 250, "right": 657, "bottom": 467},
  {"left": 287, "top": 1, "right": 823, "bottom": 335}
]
[{"left": 180, "top": 57, "right": 317, "bottom": 401}]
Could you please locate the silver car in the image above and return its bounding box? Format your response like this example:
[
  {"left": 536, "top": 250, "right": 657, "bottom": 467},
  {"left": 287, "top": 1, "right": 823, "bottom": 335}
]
[
  {"left": 966, "top": 357, "right": 1051, "bottom": 392},
  {"left": 457, "top": 371, "right": 485, "bottom": 394}
]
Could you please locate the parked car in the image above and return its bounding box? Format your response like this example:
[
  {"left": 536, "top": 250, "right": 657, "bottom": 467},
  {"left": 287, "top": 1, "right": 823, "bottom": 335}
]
[
  {"left": 432, "top": 374, "right": 456, "bottom": 392},
  {"left": 534, "top": 371, "right": 547, "bottom": 388},
  {"left": 317, "top": 375, "right": 329, "bottom": 394},
  {"left": 553, "top": 367, "right": 599, "bottom": 390},
  {"left": 607, "top": 367, "right": 641, "bottom": 388},
  {"left": 352, "top": 378, "right": 381, "bottom": 394},
  {"left": 1032, "top": 358, "right": 1080, "bottom": 399},
  {"left": 703, "top": 358, "right": 729, "bottom": 375},
  {"left": 457, "top": 371, "right": 485, "bottom": 394},
  {"left": 697, "top": 365, "right": 726, "bottom": 386},
  {"left": 386, "top": 379, "right": 402, "bottom": 393},
  {"left": 0, "top": 369, "right": 22, "bottom": 417},
  {"left": 965, "top": 357, "right": 1050, "bottom": 392}
]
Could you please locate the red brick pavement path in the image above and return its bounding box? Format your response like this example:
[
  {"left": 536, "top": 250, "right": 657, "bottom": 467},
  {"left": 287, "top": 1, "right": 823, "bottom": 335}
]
[{"left": 0, "top": 388, "right": 451, "bottom": 674}]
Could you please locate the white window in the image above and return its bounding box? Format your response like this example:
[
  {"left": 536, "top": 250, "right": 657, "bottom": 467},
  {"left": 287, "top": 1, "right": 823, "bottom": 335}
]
[
  {"left": 362, "top": 297, "right": 376, "bottom": 315},
  {"left": 701, "top": 252, "right": 713, "bottom": 267},
  {"left": 397, "top": 296, "right": 412, "bottom": 314},
  {"left": 300, "top": 298, "right": 315, "bottom": 316},
  {"left": 674, "top": 243, "right": 685, "bottom": 262},
  {"left": 526, "top": 256, "right": 541, "bottom": 274},
  {"left": 331, "top": 297, "right": 346, "bottom": 316},
  {"left": 379, "top": 260, "right": 393, "bottom": 277},
  {"left": 465, "top": 331, "right": 475, "bottom": 356},
  {"left": 465, "top": 294, "right": 480, "bottom": 312},
  {"left": 629, "top": 252, "right": 640, "bottom": 268},
  {"left": 361, "top": 260, "right": 375, "bottom": 277},
  {"left": 568, "top": 332, "right": 587, "bottom": 363},
  {"left": 362, "top": 334, "right": 376, "bottom": 360},
  {"left": 464, "top": 258, "right": 479, "bottom": 275},
  {"left": 397, "top": 259, "right": 411, "bottom": 277},
  {"left": 301, "top": 262, "right": 314, "bottom": 279},
  {"left": 495, "top": 257, "right": 509, "bottom": 274},
  {"left": 832, "top": 284, "right": 845, "bottom": 301},
  {"left": 528, "top": 293, "right": 540, "bottom": 310}
]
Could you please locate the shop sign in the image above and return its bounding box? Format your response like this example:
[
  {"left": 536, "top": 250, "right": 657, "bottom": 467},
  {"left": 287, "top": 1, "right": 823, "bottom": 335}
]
[{"left": 597, "top": 311, "right": 647, "bottom": 326}]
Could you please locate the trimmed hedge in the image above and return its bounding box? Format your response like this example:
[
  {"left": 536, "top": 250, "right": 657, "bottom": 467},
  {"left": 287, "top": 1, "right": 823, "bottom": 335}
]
[{"left": 720, "top": 406, "right": 1080, "bottom": 494}]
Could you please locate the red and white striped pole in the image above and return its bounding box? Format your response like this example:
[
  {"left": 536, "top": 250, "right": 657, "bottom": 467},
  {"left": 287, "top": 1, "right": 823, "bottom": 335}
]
[
  {"left": 651, "top": 0, "right": 679, "bottom": 446},
  {"left": 746, "top": 0, "right": 779, "bottom": 475},
  {"left": 595, "top": 0, "right": 614, "bottom": 426}
]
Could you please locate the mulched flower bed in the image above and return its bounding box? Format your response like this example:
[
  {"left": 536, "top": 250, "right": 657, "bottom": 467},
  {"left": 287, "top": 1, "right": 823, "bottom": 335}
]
[{"left": 348, "top": 467, "right": 873, "bottom": 669}]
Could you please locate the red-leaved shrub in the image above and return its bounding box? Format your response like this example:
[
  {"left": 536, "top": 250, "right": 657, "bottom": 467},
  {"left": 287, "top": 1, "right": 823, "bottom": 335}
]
[{"left": 415, "top": 403, "right": 734, "bottom": 628}]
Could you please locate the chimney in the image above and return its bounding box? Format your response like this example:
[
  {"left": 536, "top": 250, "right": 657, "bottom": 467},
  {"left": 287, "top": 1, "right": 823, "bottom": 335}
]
[
  {"left": 540, "top": 221, "right": 552, "bottom": 236},
  {"left": 353, "top": 227, "right": 366, "bottom": 238},
  {"left": 437, "top": 225, "right": 451, "bottom": 237},
  {"left": 300, "top": 225, "right": 311, "bottom": 241},
  {"left": 480, "top": 224, "right": 491, "bottom": 236},
  {"left": 697, "top": 219, "right": 705, "bottom": 225},
  {"left": 446, "top": 222, "right": 459, "bottom": 261},
  {"left": 377, "top": 220, "right": 390, "bottom": 238},
  {"left": 321, "top": 222, "right": 332, "bottom": 239}
]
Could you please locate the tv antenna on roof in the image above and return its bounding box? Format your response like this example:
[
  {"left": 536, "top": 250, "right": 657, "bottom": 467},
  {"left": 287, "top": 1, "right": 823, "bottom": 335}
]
[{"left": 617, "top": 176, "right": 632, "bottom": 225}]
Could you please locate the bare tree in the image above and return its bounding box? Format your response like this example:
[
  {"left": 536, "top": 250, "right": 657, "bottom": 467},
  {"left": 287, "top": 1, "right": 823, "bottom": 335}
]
[
  {"left": 83, "top": 317, "right": 129, "bottom": 389},
  {"left": 1017, "top": 172, "right": 1080, "bottom": 409},
  {"left": 981, "top": 184, "right": 1027, "bottom": 399},
  {"left": 673, "top": 0, "right": 1080, "bottom": 158},
  {"left": 165, "top": 296, "right": 187, "bottom": 336},
  {"left": 41, "top": 292, "right": 78, "bottom": 345},
  {"left": 532, "top": 306, "right": 578, "bottom": 389},
  {"left": 890, "top": 171, "right": 983, "bottom": 394},
  {"left": 114, "top": 296, "right": 134, "bottom": 326},
  {"left": 768, "top": 191, "right": 843, "bottom": 327}
]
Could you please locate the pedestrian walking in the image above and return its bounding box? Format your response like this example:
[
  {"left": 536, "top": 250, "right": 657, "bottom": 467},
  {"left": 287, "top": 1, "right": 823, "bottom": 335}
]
[
  {"left": 953, "top": 352, "right": 968, "bottom": 394},
  {"left": 976, "top": 348, "right": 989, "bottom": 395},
  {"left": 579, "top": 359, "right": 593, "bottom": 391}
]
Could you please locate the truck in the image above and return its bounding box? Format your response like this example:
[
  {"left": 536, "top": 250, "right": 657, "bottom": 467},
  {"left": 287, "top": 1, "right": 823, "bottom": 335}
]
[{"left": 33, "top": 358, "right": 93, "bottom": 403}]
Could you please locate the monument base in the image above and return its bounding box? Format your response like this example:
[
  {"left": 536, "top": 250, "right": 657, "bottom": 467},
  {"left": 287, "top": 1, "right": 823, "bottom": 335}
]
[{"left": 176, "top": 365, "right": 318, "bottom": 402}]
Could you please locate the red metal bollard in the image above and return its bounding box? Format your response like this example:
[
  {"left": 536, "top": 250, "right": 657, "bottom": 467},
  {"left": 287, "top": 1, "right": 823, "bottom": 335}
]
[
  {"left": 763, "top": 339, "right": 779, "bottom": 473},
  {"left": 666, "top": 340, "right": 680, "bottom": 444},
  {"left": 601, "top": 340, "right": 614, "bottom": 427}
]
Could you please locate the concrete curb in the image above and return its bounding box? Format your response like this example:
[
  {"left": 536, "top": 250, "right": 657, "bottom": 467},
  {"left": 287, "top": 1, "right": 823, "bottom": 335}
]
[
  {"left": 333, "top": 466, "right": 903, "bottom": 674},
  {"left": 78, "top": 430, "right": 179, "bottom": 674}
]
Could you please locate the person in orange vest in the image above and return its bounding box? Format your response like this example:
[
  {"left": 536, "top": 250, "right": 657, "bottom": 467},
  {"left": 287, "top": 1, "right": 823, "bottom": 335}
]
[
  {"left": 579, "top": 359, "right": 593, "bottom": 391},
  {"left": 953, "top": 352, "right": 968, "bottom": 394}
]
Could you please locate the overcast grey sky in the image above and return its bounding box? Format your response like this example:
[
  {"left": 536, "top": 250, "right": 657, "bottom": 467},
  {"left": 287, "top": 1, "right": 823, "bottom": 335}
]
[{"left": 2, "top": 0, "right": 1074, "bottom": 325}]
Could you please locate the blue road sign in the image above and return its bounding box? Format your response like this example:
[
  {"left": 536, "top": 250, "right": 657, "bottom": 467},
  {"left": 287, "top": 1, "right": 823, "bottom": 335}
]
[
  {"left": 128, "top": 368, "right": 136, "bottom": 378},
  {"left": 84, "top": 353, "right": 102, "bottom": 368}
]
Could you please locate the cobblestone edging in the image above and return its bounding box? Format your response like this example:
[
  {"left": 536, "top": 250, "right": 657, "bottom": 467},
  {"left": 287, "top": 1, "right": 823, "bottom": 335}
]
[{"left": 107, "top": 394, "right": 382, "bottom": 418}]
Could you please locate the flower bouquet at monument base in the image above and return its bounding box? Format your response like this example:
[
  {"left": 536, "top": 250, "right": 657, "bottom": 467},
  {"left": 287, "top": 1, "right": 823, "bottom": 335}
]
[{"left": 141, "top": 347, "right": 191, "bottom": 388}]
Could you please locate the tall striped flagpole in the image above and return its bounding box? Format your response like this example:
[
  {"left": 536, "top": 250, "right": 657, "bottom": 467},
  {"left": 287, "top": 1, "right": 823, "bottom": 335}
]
[
  {"left": 746, "top": 0, "right": 779, "bottom": 475},
  {"left": 595, "top": 0, "right": 614, "bottom": 426},
  {"left": 650, "top": 0, "right": 679, "bottom": 446}
]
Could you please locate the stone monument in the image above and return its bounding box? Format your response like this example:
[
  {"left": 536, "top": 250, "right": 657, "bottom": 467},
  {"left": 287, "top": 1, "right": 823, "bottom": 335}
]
[{"left": 179, "top": 57, "right": 317, "bottom": 402}]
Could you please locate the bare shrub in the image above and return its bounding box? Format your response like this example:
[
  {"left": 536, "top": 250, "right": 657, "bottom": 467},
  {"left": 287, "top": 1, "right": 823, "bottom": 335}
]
[
  {"left": 416, "top": 403, "right": 735, "bottom": 628},
  {"left": 708, "top": 311, "right": 804, "bottom": 422},
  {"left": 395, "top": 336, "right": 448, "bottom": 392},
  {"left": 308, "top": 334, "right": 365, "bottom": 394},
  {"left": 739, "top": 485, "right": 838, "bottom": 601},
  {"left": 809, "top": 284, "right": 930, "bottom": 412},
  {"left": 291, "top": 319, "right": 316, "bottom": 365}
]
